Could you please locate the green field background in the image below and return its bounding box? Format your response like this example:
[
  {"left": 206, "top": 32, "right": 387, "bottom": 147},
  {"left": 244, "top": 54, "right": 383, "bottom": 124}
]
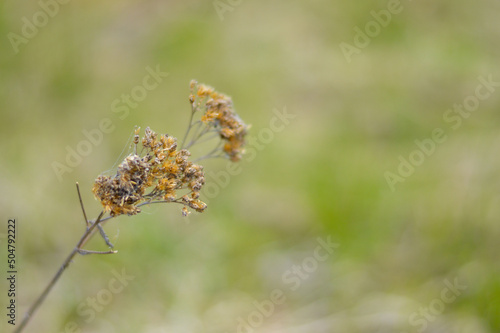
[{"left": 1, "top": 1, "right": 500, "bottom": 332}]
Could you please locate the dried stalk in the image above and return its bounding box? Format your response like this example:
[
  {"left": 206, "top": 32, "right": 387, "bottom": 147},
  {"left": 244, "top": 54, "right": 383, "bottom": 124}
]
[{"left": 14, "top": 206, "right": 112, "bottom": 333}]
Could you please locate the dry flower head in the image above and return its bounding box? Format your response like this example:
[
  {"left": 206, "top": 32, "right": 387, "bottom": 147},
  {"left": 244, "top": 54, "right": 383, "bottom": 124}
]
[
  {"left": 187, "top": 80, "right": 248, "bottom": 162},
  {"left": 93, "top": 127, "right": 206, "bottom": 217}
]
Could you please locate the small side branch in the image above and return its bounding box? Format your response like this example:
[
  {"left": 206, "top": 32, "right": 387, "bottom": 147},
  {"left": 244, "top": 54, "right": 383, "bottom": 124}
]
[
  {"left": 78, "top": 249, "right": 118, "bottom": 255},
  {"left": 180, "top": 103, "right": 197, "bottom": 149},
  {"left": 97, "top": 224, "right": 114, "bottom": 249},
  {"left": 76, "top": 182, "right": 89, "bottom": 228}
]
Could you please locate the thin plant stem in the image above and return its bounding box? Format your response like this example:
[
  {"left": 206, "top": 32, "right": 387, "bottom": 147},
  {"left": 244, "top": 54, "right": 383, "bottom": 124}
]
[
  {"left": 188, "top": 131, "right": 219, "bottom": 146},
  {"left": 136, "top": 199, "right": 190, "bottom": 209},
  {"left": 183, "top": 121, "right": 204, "bottom": 149},
  {"left": 78, "top": 249, "right": 118, "bottom": 255},
  {"left": 185, "top": 124, "right": 213, "bottom": 149},
  {"left": 97, "top": 224, "right": 114, "bottom": 248},
  {"left": 193, "top": 140, "right": 225, "bottom": 162},
  {"left": 14, "top": 211, "right": 107, "bottom": 333},
  {"left": 76, "top": 182, "right": 89, "bottom": 228},
  {"left": 180, "top": 104, "right": 196, "bottom": 149}
]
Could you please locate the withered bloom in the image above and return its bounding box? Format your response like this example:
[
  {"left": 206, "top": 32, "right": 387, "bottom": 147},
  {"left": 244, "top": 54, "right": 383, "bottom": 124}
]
[
  {"left": 187, "top": 80, "right": 248, "bottom": 161},
  {"left": 93, "top": 81, "right": 248, "bottom": 217},
  {"left": 92, "top": 127, "right": 206, "bottom": 216},
  {"left": 93, "top": 81, "right": 248, "bottom": 216}
]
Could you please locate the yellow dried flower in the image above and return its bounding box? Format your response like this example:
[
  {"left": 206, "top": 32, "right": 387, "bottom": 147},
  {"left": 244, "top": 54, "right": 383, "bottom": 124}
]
[
  {"left": 92, "top": 127, "right": 207, "bottom": 217},
  {"left": 197, "top": 84, "right": 214, "bottom": 97},
  {"left": 187, "top": 80, "right": 249, "bottom": 162}
]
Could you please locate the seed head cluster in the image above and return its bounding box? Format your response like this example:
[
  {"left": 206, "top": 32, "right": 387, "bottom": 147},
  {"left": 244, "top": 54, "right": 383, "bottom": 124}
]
[
  {"left": 92, "top": 127, "right": 206, "bottom": 217},
  {"left": 92, "top": 80, "right": 247, "bottom": 218},
  {"left": 189, "top": 80, "right": 248, "bottom": 162}
]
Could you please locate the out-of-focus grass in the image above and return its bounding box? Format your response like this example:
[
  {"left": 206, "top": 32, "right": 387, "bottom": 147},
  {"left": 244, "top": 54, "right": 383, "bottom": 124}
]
[{"left": 1, "top": 1, "right": 500, "bottom": 332}]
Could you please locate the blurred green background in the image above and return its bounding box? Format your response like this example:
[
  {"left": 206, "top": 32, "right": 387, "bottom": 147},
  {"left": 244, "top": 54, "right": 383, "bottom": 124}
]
[{"left": 1, "top": 0, "right": 500, "bottom": 332}]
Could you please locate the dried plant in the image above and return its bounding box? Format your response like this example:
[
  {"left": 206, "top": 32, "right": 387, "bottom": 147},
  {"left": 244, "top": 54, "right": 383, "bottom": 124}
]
[
  {"left": 14, "top": 81, "right": 248, "bottom": 333},
  {"left": 92, "top": 127, "right": 207, "bottom": 217}
]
